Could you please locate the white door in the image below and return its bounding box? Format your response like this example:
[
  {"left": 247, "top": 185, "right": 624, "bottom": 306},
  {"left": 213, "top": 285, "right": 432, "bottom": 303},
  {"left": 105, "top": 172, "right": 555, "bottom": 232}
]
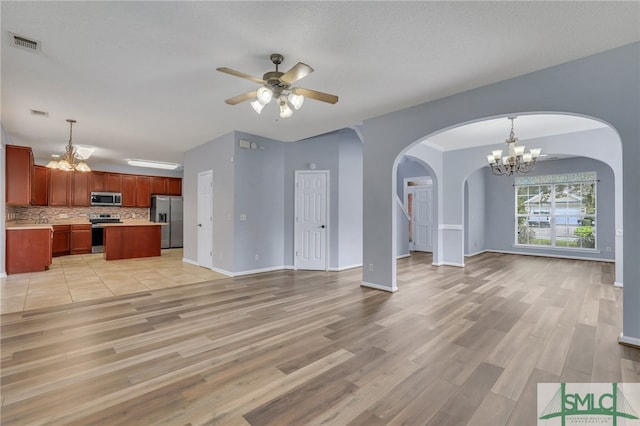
[
  {"left": 412, "top": 186, "right": 433, "bottom": 252},
  {"left": 295, "top": 171, "right": 328, "bottom": 270},
  {"left": 197, "top": 170, "right": 213, "bottom": 269}
]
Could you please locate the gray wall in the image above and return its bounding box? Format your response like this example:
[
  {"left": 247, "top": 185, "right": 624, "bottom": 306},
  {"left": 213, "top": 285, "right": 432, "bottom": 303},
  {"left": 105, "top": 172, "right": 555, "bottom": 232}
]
[
  {"left": 362, "top": 42, "right": 639, "bottom": 341},
  {"left": 184, "top": 128, "right": 363, "bottom": 274},
  {"left": 183, "top": 131, "right": 235, "bottom": 272},
  {"left": 233, "top": 132, "right": 285, "bottom": 272},
  {"left": 485, "top": 156, "right": 615, "bottom": 261},
  {"left": 283, "top": 128, "right": 363, "bottom": 270},
  {"left": 338, "top": 136, "right": 363, "bottom": 269}
]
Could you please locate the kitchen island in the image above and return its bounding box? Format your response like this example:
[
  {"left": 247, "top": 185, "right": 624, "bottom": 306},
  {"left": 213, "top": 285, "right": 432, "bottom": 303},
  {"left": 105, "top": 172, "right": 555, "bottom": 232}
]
[{"left": 101, "top": 222, "right": 165, "bottom": 261}]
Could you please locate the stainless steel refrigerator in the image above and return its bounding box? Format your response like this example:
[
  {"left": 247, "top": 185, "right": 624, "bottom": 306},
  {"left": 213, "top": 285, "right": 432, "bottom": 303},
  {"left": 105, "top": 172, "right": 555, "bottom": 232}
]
[{"left": 150, "top": 195, "right": 183, "bottom": 248}]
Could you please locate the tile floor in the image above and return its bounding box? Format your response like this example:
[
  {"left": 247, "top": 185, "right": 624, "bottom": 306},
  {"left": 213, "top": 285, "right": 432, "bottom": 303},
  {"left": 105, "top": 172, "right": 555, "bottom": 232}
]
[{"left": 0, "top": 249, "right": 227, "bottom": 314}]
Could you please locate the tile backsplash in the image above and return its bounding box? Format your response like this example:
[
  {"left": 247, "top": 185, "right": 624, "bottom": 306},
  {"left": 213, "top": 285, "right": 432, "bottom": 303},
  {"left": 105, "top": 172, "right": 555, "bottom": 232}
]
[{"left": 11, "top": 206, "right": 149, "bottom": 222}]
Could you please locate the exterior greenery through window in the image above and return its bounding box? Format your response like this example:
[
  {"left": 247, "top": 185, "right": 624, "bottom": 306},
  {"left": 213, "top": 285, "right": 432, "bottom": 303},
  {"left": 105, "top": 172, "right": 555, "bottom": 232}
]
[{"left": 515, "top": 173, "right": 596, "bottom": 249}]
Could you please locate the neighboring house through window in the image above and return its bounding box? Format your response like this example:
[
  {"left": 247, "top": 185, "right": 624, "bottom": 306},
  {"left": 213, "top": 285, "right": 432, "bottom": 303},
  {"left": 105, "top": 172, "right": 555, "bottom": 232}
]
[{"left": 515, "top": 172, "right": 597, "bottom": 249}]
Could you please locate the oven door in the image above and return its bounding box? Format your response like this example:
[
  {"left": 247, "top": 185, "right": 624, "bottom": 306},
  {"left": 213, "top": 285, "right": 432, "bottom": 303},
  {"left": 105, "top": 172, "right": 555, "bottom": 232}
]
[{"left": 91, "top": 225, "right": 104, "bottom": 253}]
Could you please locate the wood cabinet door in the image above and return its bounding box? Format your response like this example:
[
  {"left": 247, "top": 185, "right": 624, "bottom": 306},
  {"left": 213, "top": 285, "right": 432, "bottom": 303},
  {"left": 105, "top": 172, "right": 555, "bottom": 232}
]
[
  {"left": 49, "top": 170, "right": 71, "bottom": 206},
  {"left": 106, "top": 173, "right": 122, "bottom": 192},
  {"left": 31, "top": 165, "right": 49, "bottom": 206},
  {"left": 150, "top": 176, "right": 167, "bottom": 195},
  {"left": 167, "top": 178, "right": 182, "bottom": 196},
  {"left": 52, "top": 225, "right": 71, "bottom": 257},
  {"left": 121, "top": 175, "right": 137, "bottom": 207},
  {"left": 136, "top": 176, "right": 151, "bottom": 207},
  {"left": 91, "top": 172, "right": 106, "bottom": 192},
  {"left": 6, "top": 228, "right": 52, "bottom": 274},
  {"left": 71, "top": 172, "right": 91, "bottom": 206},
  {"left": 70, "top": 225, "right": 92, "bottom": 254},
  {"left": 6, "top": 145, "right": 33, "bottom": 205}
]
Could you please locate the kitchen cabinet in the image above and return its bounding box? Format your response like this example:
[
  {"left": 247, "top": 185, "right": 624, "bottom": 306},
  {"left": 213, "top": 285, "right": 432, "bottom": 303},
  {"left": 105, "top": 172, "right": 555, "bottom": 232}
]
[
  {"left": 71, "top": 172, "right": 90, "bottom": 206},
  {"left": 121, "top": 175, "right": 137, "bottom": 207},
  {"left": 49, "top": 170, "right": 71, "bottom": 206},
  {"left": 52, "top": 225, "right": 71, "bottom": 257},
  {"left": 6, "top": 227, "right": 52, "bottom": 274},
  {"left": 31, "top": 165, "right": 49, "bottom": 206},
  {"left": 136, "top": 176, "right": 151, "bottom": 207},
  {"left": 70, "top": 224, "right": 92, "bottom": 255},
  {"left": 5, "top": 145, "right": 33, "bottom": 205},
  {"left": 91, "top": 172, "right": 106, "bottom": 192},
  {"left": 150, "top": 176, "right": 167, "bottom": 195},
  {"left": 103, "top": 224, "right": 162, "bottom": 260},
  {"left": 167, "top": 178, "right": 182, "bottom": 196},
  {"left": 106, "top": 173, "right": 122, "bottom": 192}
]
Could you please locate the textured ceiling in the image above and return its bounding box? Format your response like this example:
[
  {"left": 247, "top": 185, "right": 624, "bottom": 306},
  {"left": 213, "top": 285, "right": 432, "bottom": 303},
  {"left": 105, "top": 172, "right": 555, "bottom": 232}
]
[{"left": 1, "top": 1, "right": 638, "bottom": 167}]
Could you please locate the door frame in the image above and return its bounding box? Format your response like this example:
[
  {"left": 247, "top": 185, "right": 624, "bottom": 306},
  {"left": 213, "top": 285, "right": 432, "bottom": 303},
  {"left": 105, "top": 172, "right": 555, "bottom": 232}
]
[
  {"left": 197, "top": 170, "right": 213, "bottom": 269},
  {"left": 294, "top": 170, "right": 330, "bottom": 270},
  {"left": 404, "top": 176, "right": 433, "bottom": 251}
]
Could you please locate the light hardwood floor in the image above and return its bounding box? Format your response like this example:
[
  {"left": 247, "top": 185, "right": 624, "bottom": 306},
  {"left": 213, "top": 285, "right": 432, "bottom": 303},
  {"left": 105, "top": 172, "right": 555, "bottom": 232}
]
[{"left": 1, "top": 252, "right": 638, "bottom": 425}]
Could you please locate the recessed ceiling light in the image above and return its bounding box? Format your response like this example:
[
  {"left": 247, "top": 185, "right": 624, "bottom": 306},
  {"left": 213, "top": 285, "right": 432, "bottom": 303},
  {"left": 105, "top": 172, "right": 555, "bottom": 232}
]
[{"left": 127, "top": 159, "right": 180, "bottom": 170}]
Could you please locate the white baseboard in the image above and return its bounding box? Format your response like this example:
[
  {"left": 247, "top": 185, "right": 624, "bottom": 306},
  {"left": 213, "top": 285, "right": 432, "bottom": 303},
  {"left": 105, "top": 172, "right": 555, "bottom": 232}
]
[
  {"left": 232, "top": 265, "right": 290, "bottom": 277},
  {"left": 432, "top": 261, "right": 443, "bottom": 266},
  {"left": 488, "top": 249, "right": 614, "bottom": 263},
  {"left": 328, "top": 263, "right": 363, "bottom": 272},
  {"left": 361, "top": 281, "right": 397, "bottom": 292},
  {"left": 618, "top": 333, "right": 640, "bottom": 348},
  {"left": 182, "top": 257, "right": 198, "bottom": 266},
  {"left": 396, "top": 254, "right": 410, "bottom": 259},
  {"left": 465, "top": 249, "right": 487, "bottom": 257},
  {"left": 442, "top": 262, "right": 465, "bottom": 267},
  {"left": 210, "top": 266, "right": 234, "bottom": 277},
  {"left": 614, "top": 281, "right": 623, "bottom": 288},
  {"left": 0, "top": 272, "right": 6, "bottom": 278}
]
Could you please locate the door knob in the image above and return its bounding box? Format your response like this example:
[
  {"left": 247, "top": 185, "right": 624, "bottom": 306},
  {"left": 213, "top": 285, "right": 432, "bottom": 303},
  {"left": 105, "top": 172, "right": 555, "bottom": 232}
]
[
  {"left": 321, "top": 225, "right": 325, "bottom": 229},
  {"left": 198, "top": 224, "right": 202, "bottom": 227}
]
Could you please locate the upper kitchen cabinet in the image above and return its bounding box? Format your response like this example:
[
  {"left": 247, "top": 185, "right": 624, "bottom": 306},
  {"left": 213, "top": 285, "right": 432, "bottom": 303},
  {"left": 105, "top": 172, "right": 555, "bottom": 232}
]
[
  {"left": 106, "top": 173, "right": 122, "bottom": 192},
  {"left": 121, "top": 175, "right": 137, "bottom": 207},
  {"left": 5, "top": 145, "right": 33, "bottom": 205},
  {"left": 150, "top": 176, "right": 167, "bottom": 195},
  {"left": 71, "top": 172, "right": 90, "bottom": 206},
  {"left": 48, "top": 170, "right": 90, "bottom": 206},
  {"left": 91, "top": 172, "right": 106, "bottom": 192},
  {"left": 31, "top": 165, "right": 49, "bottom": 206},
  {"left": 48, "top": 169, "right": 71, "bottom": 206},
  {"left": 136, "top": 176, "right": 151, "bottom": 207},
  {"left": 167, "top": 178, "right": 182, "bottom": 196}
]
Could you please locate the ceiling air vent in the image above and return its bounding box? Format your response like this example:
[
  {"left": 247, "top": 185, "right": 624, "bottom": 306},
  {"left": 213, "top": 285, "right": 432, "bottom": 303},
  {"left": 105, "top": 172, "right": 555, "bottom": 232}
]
[
  {"left": 30, "top": 109, "right": 49, "bottom": 117},
  {"left": 9, "top": 32, "right": 40, "bottom": 52}
]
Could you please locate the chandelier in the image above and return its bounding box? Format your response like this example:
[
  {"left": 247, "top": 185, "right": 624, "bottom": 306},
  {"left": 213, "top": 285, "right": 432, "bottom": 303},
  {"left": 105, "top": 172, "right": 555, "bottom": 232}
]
[
  {"left": 46, "top": 119, "right": 91, "bottom": 172},
  {"left": 487, "top": 116, "right": 541, "bottom": 176}
]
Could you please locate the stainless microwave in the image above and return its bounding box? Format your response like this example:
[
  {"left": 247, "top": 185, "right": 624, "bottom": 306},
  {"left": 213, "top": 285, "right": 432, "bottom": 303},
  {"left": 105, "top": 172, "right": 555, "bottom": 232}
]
[{"left": 90, "top": 192, "right": 122, "bottom": 206}]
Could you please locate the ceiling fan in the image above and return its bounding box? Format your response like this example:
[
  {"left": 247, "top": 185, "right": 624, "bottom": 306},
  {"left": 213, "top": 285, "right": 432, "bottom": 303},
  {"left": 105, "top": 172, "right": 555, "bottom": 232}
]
[{"left": 217, "top": 53, "right": 338, "bottom": 118}]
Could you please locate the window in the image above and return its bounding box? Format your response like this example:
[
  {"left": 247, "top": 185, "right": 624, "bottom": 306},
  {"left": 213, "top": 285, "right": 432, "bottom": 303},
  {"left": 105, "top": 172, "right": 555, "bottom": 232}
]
[{"left": 515, "top": 173, "right": 596, "bottom": 249}]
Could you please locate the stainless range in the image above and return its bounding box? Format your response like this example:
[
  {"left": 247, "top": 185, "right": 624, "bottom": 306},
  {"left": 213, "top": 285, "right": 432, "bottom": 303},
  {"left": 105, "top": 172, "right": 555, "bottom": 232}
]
[{"left": 90, "top": 213, "right": 122, "bottom": 253}]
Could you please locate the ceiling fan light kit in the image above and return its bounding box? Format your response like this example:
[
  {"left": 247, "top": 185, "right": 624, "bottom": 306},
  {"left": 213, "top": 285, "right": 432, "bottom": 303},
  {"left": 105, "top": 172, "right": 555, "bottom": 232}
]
[{"left": 217, "top": 53, "right": 338, "bottom": 119}]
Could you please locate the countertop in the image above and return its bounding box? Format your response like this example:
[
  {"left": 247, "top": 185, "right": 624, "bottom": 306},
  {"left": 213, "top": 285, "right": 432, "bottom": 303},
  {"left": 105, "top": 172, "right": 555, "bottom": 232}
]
[{"left": 5, "top": 220, "right": 166, "bottom": 230}]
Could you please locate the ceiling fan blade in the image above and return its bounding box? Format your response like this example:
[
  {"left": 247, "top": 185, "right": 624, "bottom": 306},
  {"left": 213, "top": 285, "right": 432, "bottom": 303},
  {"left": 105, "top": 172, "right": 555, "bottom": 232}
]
[
  {"left": 216, "top": 67, "right": 265, "bottom": 84},
  {"left": 225, "top": 90, "right": 257, "bottom": 105},
  {"left": 293, "top": 87, "right": 339, "bottom": 104},
  {"left": 280, "top": 62, "right": 314, "bottom": 85}
]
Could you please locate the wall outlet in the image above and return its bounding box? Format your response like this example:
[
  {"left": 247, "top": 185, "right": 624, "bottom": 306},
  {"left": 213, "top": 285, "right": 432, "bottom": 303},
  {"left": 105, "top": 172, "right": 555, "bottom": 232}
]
[
  {"left": 255, "top": 253, "right": 259, "bottom": 261},
  {"left": 59, "top": 213, "right": 68, "bottom": 219},
  {"left": 606, "top": 247, "right": 612, "bottom": 252},
  {"left": 240, "top": 214, "right": 247, "bottom": 221},
  {"left": 369, "top": 264, "right": 374, "bottom": 271}
]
